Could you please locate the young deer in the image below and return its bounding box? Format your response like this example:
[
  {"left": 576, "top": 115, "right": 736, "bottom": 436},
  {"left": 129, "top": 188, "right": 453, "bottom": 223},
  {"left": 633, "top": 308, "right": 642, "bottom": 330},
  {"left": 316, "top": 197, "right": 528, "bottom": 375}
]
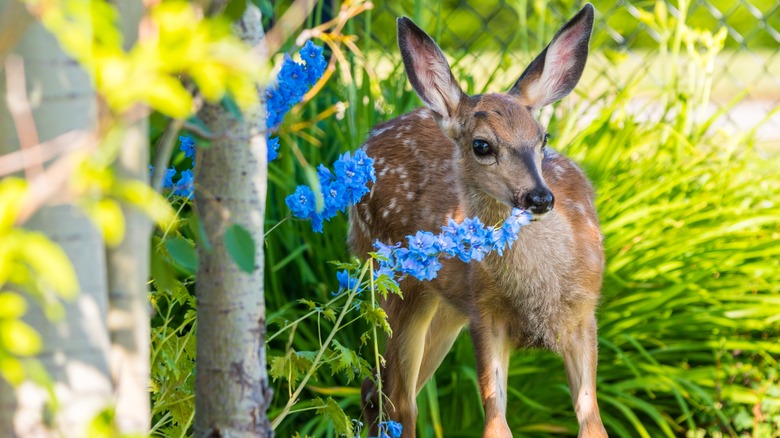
[{"left": 348, "top": 4, "right": 607, "bottom": 437}]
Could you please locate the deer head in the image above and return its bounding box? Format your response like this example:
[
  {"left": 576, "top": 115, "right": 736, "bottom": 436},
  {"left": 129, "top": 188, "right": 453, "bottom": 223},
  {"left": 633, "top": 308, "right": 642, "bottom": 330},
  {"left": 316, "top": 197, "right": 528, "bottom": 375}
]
[{"left": 397, "top": 4, "right": 594, "bottom": 219}]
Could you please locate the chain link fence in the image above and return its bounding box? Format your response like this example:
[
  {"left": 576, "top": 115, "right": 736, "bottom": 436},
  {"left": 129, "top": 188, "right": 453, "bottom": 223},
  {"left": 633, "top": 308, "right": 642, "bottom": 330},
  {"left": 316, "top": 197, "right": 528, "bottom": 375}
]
[{"left": 357, "top": 0, "right": 779, "bottom": 148}]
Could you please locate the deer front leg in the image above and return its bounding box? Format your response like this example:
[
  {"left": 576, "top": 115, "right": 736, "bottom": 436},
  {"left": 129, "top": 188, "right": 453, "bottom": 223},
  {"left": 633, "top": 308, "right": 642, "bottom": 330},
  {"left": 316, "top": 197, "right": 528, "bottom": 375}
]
[
  {"left": 562, "top": 314, "right": 608, "bottom": 438},
  {"left": 362, "top": 291, "right": 440, "bottom": 438},
  {"left": 471, "top": 315, "right": 512, "bottom": 438}
]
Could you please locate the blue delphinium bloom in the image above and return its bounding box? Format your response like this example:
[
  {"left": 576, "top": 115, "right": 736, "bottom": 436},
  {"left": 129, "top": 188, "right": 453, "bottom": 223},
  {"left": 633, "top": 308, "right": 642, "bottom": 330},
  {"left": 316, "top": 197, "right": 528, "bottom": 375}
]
[
  {"left": 265, "top": 42, "right": 327, "bottom": 161},
  {"left": 373, "top": 209, "right": 531, "bottom": 283},
  {"left": 378, "top": 420, "right": 403, "bottom": 438},
  {"left": 179, "top": 135, "right": 195, "bottom": 162},
  {"left": 336, "top": 270, "right": 360, "bottom": 292},
  {"left": 493, "top": 208, "right": 530, "bottom": 255},
  {"left": 163, "top": 167, "right": 177, "bottom": 190},
  {"left": 286, "top": 185, "right": 316, "bottom": 220},
  {"left": 265, "top": 41, "right": 327, "bottom": 134},
  {"left": 173, "top": 169, "right": 194, "bottom": 198},
  {"left": 300, "top": 40, "right": 327, "bottom": 84},
  {"left": 267, "top": 137, "right": 280, "bottom": 162},
  {"left": 286, "top": 149, "right": 375, "bottom": 232}
]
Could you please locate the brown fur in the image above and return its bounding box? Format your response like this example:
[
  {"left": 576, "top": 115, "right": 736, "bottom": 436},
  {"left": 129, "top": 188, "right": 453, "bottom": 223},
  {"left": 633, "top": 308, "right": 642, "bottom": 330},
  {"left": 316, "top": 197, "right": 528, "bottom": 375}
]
[{"left": 349, "top": 5, "right": 608, "bottom": 437}]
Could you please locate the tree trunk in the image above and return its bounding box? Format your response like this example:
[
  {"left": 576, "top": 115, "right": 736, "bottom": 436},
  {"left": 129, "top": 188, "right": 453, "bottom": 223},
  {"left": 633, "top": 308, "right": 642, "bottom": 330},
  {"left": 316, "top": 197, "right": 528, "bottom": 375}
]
[
  {"left": 193, "top": 4, "right": 272, "bottom": 437},
  {"left": 0, "top": 8, "right": 113, "bottom": 438},
  {"left": 105, "top": 1, "right": 151, "bottom": 433}
]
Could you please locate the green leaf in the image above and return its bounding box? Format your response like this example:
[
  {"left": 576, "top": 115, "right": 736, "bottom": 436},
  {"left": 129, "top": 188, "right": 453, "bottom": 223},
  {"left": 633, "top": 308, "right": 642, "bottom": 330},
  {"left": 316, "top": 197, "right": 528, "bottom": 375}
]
[
  {"left": 165, "top": 237, "right": 198, "bottom": 274},
  {"left": 221, "top": 95, "right": 243, "bottom": 122},
  {"left": 224, "top": 224, "right": 256, "bottom": 273},
  {"left": 314, "top": 397, "right": 353, "bottom": 438},
  {"left": 0, "top": 292, "right": 26, "bottom": 319},
  {"left": 223, "top": 0, "right": 248, "bottom": 22},
  {"left": 21, "top": 232, "right": 78, "bottom": 299},
  {"left": 187, "top": 213, "right": 212, "bottom": 253},
  {"left": 144, "top": 75, "right": 194, "bottom": 119},
  {"left": 328, "top": 340, "right": 360, "bottom": 383},
  {"left": 251, "top": 0, "right": 274, "bottom": 19},
  {"left": 86, "top": 198, "right": 125, "bottom": 246},
  {"left": 0, "top": 319, "right": 41, "bottom": 356},
  {"left": 151, "top": 240, "right": 177, "bottom": 292},
  {"left": 269, "top": 350, "right": 315, "bottom": 384}
]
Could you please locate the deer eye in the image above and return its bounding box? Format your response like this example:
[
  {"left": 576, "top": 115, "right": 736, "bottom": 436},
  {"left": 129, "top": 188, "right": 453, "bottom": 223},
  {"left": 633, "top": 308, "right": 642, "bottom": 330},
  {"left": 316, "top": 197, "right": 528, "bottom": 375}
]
[
  {"left": 472, "top": 139, "right": 492, "bottom": 156},
  {"left": 542, "top": 133, "right": 550, "bottom": 148}
]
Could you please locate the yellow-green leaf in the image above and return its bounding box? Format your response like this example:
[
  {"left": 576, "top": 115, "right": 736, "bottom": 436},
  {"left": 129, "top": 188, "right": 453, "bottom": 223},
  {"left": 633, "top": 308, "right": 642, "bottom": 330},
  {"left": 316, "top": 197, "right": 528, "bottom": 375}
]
[
  {"left": 0, "top": 319, "right": 42, "bottom": 356},
  {"left": 0, "top": 356, "right": 25, "bottom": 386},
  {"left": 143, "top": 75, "right": 193, "bottom": 119},
  {"left": 86, "top": 199, "right": 125, "bottom": 247},
  {"left": 114, "top": 180, "right": 176, "bottom": 230},
  {"left": 0, "top": 178, "right": 27, "bottom": 230},
  {"left": 0, "top": 292, "right": 27, "bottom": 319},
  {"left": 21, "top": 232, "right": 79, "bottom": 299}
]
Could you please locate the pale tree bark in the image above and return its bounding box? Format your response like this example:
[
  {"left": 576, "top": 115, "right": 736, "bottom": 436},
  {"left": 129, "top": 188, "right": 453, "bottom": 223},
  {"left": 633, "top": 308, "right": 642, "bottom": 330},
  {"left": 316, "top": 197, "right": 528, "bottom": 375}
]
[
  {"left": 193, "top": 4, "right": 272, "bottom": 437},
  {"left": 105, "top": 1, "right": 151, "bottom": 433},
  {"left": 0, "top": 5, "right": 113, "bottom": 437}
]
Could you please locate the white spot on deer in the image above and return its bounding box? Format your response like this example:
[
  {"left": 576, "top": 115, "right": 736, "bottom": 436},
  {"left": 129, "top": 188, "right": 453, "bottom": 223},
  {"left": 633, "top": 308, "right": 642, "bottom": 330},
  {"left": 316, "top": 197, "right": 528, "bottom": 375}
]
[
  {"left": 553, "top": 164, "right": 565, "bottom": 178},
  {"left": 376, "top": 157, "right": 385, "bottom": 166},
  {"left": 382, "top": 210, "right": 390, "bottom": 219},
  {"left": 363, "top": 206, "right": 373, "bottom": 224},
  {"left": 357, "top": 212, "right": 370, "bottom": 235},
  {"left": 406, "top": 191, "right": 415, "bottom": 200},
  {"left": 402, "top": 180, "right": 411, "bottom": 191},
  {"left": 379, "top": 167, "right": 389, "bottom": 178},
  {"left": 372, "top": 125, "right": 392, "bottom": 137},
  {"left": 388, "top": 198, "right": 397, "bottom": 212},
  {"left": 400, "top": 216, "right": 409, "bottom": 226}
]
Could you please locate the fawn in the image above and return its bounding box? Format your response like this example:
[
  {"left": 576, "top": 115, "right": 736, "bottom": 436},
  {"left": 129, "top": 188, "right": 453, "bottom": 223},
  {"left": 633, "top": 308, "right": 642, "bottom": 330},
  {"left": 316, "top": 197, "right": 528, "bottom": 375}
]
[{"left": 348, "top": 4, "right": 607, "bottom": 437}]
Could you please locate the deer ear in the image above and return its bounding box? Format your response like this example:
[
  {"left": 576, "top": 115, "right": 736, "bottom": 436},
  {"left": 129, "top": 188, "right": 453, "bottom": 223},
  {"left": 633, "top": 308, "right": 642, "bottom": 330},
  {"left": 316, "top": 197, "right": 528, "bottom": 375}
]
[
  {"left": 509, "top": 4, "right": 594, "bottom": 109},
  {"left": 398, "top": 17, "right": 463, "bottom": 118}
]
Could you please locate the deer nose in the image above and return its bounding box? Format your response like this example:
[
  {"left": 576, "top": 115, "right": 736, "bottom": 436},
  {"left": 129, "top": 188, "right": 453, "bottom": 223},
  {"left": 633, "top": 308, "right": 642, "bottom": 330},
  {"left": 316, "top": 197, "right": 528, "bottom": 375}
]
[{"left": 525, "top": 189, "right": 554, "bottom": 214}]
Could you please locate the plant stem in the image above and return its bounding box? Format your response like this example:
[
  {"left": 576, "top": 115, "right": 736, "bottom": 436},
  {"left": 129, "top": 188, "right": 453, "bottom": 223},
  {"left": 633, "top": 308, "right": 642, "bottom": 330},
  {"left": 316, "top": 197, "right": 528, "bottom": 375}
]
[
  {"left": 264, "top": 213, "right": 291, "bottom": 239},
  {"left": 270, "top": 262, "right": 371, "bottom": 429},
  {"left": 370, "top": 258, "right": 384, "bottom": 427}
]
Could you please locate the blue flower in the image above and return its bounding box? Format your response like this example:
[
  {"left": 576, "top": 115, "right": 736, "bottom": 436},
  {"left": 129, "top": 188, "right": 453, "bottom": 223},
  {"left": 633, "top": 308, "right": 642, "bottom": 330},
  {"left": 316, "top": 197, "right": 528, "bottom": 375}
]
[
  {"left": 173, "top": 169, "right": 194, "bottom": 198},
  {"left": 179, "top": 135, "right": 195, "bottom": 162},
  {"left": 286, "top": 149, "right": 375, "bottom": 232},
  {"left": 300, "top": 40, "right": 327, "bottom": 85},
  {"left": 267, "top": 136, "right": 280, "bottom": 162},
  {"left": 163, "top": 167, "right": 177, "bottom": 190},
  {"left": 378, "top": 420, "right": 403, "bottom": 438},
  {"left": 336, "top": 270, "right": 360, "bottom": 291},
  {"left": 493, "top": 208, "right": 531, "bottom": 255},
  {"left": 286, "top": 185, "right": 316, "bottom": 220},
  {"left": 371, "top": 209, "right": 529, "bottom": 282},
  {"left": 265, "top": 43, "right": 327, "bottom": 133}
]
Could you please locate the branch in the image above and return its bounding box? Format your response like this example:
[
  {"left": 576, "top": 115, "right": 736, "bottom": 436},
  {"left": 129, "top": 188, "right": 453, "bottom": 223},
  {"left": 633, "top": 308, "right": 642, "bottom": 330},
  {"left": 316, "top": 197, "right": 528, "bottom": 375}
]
[
  {"left": 4, "top": 55, "right": 42, "bottom": 178},
  {"left": 0, "top": 1, "right": 34, "bottom": 63},
  {"left": 262, "top": 0, "right": 317, "bottom": 55}
]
